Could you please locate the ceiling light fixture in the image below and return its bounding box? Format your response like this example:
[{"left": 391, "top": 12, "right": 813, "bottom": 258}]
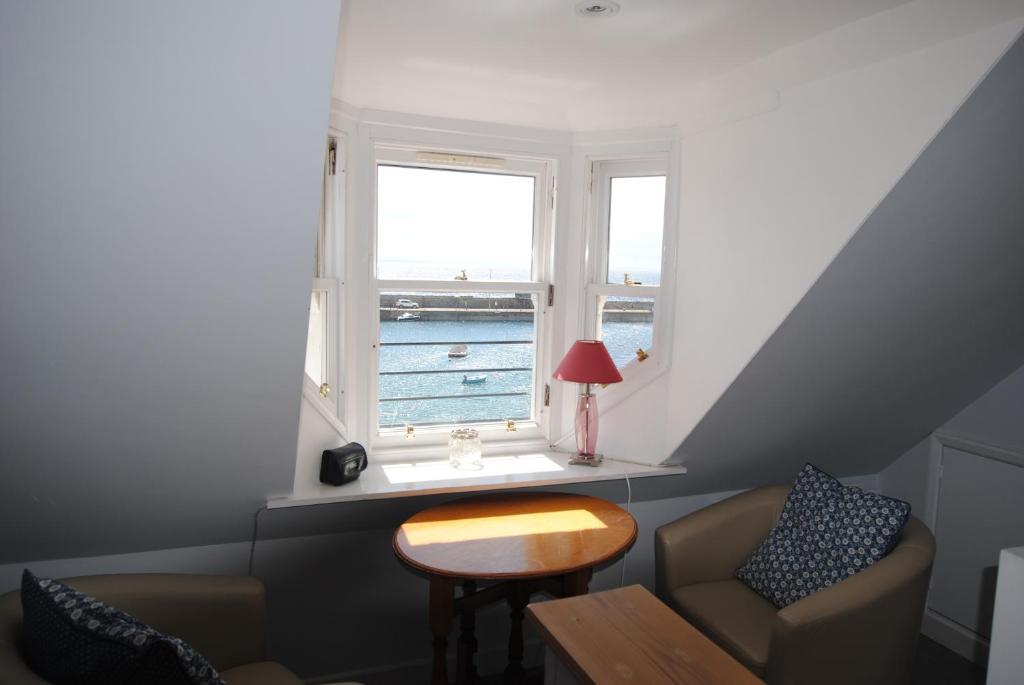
[{"left": 575, "top": 1, "right": 620, "bottom": 18}]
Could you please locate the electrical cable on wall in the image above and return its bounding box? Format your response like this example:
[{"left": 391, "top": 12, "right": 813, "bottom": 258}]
[
  {"left": 248, "top": 505, "right": 267, "bottom": 576},
  {"left": 620, "top": 473, "right": 632, "bottom": 587}
]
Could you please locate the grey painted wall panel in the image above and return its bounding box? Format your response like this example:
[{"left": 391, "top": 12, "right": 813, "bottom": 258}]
[
  {"left": 941, "top": 363, "right": 1024, "bottom": 452},
  {"left": 669, "top": 33, "right": 1024, "bottom": 491},
  {"left": 0, "top": 0, "right": 341, "bottom": 563},
  {"left": 881, "top": 361, "right": 1024, "bottom": 519}
]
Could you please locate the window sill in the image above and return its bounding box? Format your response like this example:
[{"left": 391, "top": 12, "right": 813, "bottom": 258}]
[{"left": 269, "top": 450, "right": 685, "bottom": 509}]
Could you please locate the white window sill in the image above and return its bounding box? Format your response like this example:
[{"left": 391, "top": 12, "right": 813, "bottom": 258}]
[{"left": 269, "top": 450, "right": 685, "bottom": 509}]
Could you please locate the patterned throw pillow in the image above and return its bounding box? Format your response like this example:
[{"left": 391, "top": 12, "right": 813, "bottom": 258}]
[
  {"left": 20, "top": 570, "right": 225, "bottom": 685},
  {"left": 736, "top": 463, "right": 911, "bottom": 608}
]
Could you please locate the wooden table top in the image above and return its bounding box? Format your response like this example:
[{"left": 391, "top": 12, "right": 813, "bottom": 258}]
[
  {"left": 393, "top": 492, "right": 637, "bottom": 579},
  {"left": 526, "top": 585, "right": 765, "bottom": 685}
]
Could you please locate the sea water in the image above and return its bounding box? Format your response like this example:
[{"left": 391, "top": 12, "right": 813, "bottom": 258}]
[
  {"left": 379, "top": 319, "right": 652, "bottom": 427},
  {"left": 375, "top": 260, "right": 658, "bottom": 426}
]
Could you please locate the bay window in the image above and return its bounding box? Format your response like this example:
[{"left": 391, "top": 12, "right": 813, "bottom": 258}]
[
  {"left": 300, "top": 115, "right": 679, "bottom": 471},
  {"left": 370, "top": 146, "right": 554, "bottom": 448}
]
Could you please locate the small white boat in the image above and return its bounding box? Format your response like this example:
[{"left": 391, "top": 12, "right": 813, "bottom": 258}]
[
  {"left": 396, "top": 312, "right": 421, "bottom": 322},
  {"left": 448, "top": 344, "right": 469, "bottom": 359},
  {"left": 462, "top": 374, "right": 487, "bottom": 384}
]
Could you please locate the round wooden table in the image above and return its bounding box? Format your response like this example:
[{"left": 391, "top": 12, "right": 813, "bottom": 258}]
[{"left": 394, "top": 492, "right": 637, "bottom": 685}]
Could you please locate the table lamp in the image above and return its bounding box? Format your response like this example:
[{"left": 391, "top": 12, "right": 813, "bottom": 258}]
[{"left": 553, "top": 340, "right": 623, "bottom": 466}]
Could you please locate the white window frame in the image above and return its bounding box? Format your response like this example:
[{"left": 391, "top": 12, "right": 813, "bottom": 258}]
[
  {"left": 304, "top": 134, "right": 345, "bottom": 421},
  {"left": 366, "top": 143, "right": 557, "bottom": 454},
  {"left": 581, "top": 147, "right": 678, "bottom": 397}
]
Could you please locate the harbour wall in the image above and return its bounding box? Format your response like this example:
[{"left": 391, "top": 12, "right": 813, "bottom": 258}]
[{"left": 380, "top": 294, "right": 653, "bottom": 323}]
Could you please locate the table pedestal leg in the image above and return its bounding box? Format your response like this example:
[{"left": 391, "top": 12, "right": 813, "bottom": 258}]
[
  {"left": 563, "top": 567, "right": 593, "bottom": 597},
  {"left": 504, "top": 582, "right": 529, "bottom": 685},
  {"left": 457, "top": 580, "right": 477, "bottom": 685},
  {"left": 429, "top": 576, "right": 455, "bottom": 685}
]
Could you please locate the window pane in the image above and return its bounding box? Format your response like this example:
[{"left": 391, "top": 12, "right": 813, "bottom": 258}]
[
  {"left": 607, "top": 175, "right": 665, "bottom": 285},
  {"left": 305, "top": 291, "right": 327, "bottom": 386},
  {"left": 378, "top": 291, "right": 535, "bottom": 428},
  {"left": 377, "top": 165, "right": 535, "bottom": 281},
  {"left": 599, "top": 296, "right": 655, "bottom": 368}
]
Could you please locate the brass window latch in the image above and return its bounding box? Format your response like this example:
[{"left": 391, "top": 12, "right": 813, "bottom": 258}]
[
  {"left": 405, "top": 425, "right": 415, "bottom": 439},
  {"left": 319, "top": 383, "right": 331, "bottom": 398},
  {"left": 636, "top": 348, "right": 649, "bottom": 362},
  {"left": 506, "top": 419, "right": 517, "bottom": 432}
]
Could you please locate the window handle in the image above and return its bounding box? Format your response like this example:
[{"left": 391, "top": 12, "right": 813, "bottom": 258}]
[{"left": 319, "top": 383, "right": 331, "bottom": 399}]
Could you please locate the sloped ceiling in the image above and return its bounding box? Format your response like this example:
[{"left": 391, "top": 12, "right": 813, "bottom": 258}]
[
  {"left": 0, "top": 0, "right": 340, "bottom": 563},
  {"left": 336, "top": 0, "right": 907, "bottom": 130},
  {"left": 668, "top": 33, "right": 1024, "bottom": 491},
  {"left": 335, "top": 0, "right": 1024, "bottom": 130}
]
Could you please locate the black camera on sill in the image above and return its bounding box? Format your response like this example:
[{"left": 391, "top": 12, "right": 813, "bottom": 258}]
[{"left": 319, "top": 442, "right": 368, "bottom": 486}]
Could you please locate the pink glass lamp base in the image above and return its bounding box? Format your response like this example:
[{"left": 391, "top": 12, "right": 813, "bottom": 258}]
[{"left": 571, "top": 393, "right": 602, "bottom": 466}]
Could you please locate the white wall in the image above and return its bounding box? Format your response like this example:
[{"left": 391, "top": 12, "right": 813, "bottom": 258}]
[
  {"left": 988, "top": 547, "right": 1024, "bottom": 685},
  {"left": 297, "top": 13, "right": 1024, "bottom": 488},
  {"left": 662, "top": 17, "right": 1024, "bottom": 455}
]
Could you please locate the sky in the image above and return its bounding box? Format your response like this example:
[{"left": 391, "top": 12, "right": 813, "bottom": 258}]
[{"left": 376, "top": 164, "right": 665, "bottom": 282}]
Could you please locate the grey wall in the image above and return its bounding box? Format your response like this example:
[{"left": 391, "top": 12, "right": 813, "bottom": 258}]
[
  {"left": 0, "top": 477, "right": 731, "bottom": 682},
  {"left": 0, "top": 476, "right": 709, "bottom": 681},
  {"left": 940, "top": 363, "right": 1024, "bottom": 453},
  {"left": 0, "top": 0, "right": 1014, "bottom": 679},
  {"left": 0, "top": 470, "right": 879, "bottom": 683},
  {"left": 880, "top": 362, "right": 1024, "bottom": 662},
  {"left": 0, "top": 0, "right": 341, "bottom": 563},
  {"left": 669, "top": 32, "right": 1024, "bottom": 490},
  {"left": 882, "top": 362, "right": 1024, "bottom": 513}
]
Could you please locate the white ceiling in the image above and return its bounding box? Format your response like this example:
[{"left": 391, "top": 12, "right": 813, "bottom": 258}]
[
  {"left": 334, "top": 0, "right": 910, "bottom": 130},
  {"left": 334, "top": 0, "right": 1024, "bottom": 131}
]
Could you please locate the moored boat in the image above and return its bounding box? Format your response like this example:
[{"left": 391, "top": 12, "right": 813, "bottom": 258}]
[{"left": 462, "top": 374, "right": 487, "bottom": 384}]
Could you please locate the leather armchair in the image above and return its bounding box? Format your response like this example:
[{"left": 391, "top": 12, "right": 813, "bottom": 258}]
[
  {"left": 655, "top": 486, "right": 935, "bottom": 685},
  {"left": 0, "top": 574, "right": 302, "bottom": 685}
]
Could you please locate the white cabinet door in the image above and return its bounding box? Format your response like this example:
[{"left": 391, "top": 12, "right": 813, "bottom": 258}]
[{"left": 930, "top": 447, "right": 1024, "bottom": 638}]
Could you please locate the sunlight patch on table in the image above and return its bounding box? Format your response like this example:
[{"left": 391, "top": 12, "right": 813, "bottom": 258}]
[{"left": 402, "top": 508, "right": 608, "bottom": 546}]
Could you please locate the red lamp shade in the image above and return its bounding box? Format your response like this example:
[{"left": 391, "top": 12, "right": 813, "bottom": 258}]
[{"left": 553, "top": 340, "right": 623, "bottom": 385}]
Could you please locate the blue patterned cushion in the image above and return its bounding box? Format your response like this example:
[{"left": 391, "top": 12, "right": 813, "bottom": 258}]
[
  {"left": 735, "top": 464, "right": 911, "bottom": 608},
  {"left": 20, "top": 570, "right": 224, "bottom": 685}
]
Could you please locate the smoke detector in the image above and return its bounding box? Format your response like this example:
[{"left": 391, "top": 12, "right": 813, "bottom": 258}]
[{"left": 575, "top": 1, "right": 620, "bottom": 18}]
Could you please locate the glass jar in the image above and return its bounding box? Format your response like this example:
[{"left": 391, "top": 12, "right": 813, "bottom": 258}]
[{"left": 449, "top": 428, "right": 483, "bottom": 470}]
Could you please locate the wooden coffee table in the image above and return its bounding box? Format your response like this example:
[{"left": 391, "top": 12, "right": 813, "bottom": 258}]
[
  {"left": 394, "top": 492, "right": 637, "bottom": 685},
  {"left": 526, "top": 585, "right": 764, "bottom": 684}
]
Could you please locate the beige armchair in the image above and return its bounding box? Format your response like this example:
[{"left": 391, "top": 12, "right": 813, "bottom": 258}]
[
  {"left": 0, "top": 574, "right": 302, "bottom": 685},
  {"left": 655, "top": 485, "right": 935, "bottom": 685}
]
